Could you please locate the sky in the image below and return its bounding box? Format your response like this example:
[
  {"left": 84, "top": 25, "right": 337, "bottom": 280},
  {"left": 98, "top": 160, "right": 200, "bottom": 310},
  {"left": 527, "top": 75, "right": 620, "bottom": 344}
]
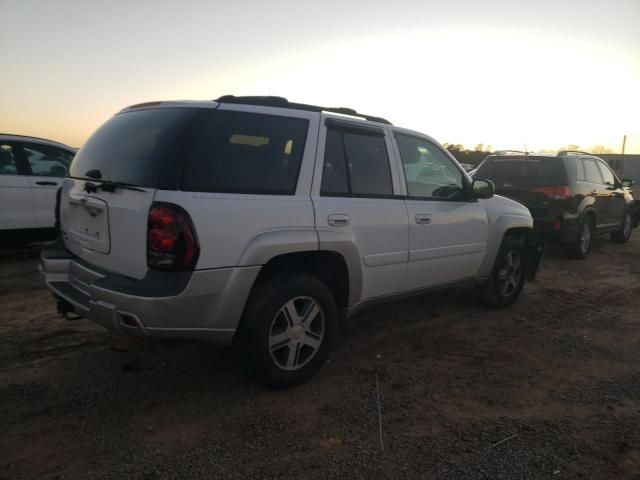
[{"left": 1, "top": 0, "right": 639, "bottom": 153}]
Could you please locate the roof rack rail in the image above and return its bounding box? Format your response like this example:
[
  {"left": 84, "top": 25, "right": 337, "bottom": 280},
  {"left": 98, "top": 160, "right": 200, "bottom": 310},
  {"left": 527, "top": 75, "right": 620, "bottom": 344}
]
[
  {"left": 214, "top": 95, "right": 392, "bottom": 125},
  {"left": 557, "top": 150, "right": 596, "bottom": 157},
  {"left": 493, "top": 150, "right": 530, "bottom": 155},
  {"left": 0, "top": 133, "right": 73, "bottom": 148}
]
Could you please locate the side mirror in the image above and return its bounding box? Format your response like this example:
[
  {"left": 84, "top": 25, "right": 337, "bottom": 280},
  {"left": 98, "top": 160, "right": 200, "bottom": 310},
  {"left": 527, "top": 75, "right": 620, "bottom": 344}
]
[
  {"left": 472, "top": 178, "right": 495, "bottom": 199},
  {"left": 621, "top": 178, "right": 634, "bottom": 188}
]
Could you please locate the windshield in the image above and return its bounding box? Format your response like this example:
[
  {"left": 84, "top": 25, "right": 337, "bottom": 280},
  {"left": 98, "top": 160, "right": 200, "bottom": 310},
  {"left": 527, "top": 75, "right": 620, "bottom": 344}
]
[{"left": 69, "top": 108, "right": 202, "bottom": 187}]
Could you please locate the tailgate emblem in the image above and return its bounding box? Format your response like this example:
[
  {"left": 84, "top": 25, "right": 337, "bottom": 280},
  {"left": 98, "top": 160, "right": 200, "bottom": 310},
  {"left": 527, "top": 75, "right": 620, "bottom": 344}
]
[{"left": 502, "top": 183, "right": 513, "bottom": 188}]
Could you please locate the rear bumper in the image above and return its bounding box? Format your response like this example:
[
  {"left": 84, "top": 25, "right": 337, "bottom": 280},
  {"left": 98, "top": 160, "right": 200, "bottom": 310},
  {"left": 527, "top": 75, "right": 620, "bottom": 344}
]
[
  {"left": 0, "top": 227, "right": 57, "bottom": 245},
  {"left": 533, "top": 217, "right": 579, "bottom": 244},
  {"left": 40, "top": 242, "right": 260, "bottom": 343}
]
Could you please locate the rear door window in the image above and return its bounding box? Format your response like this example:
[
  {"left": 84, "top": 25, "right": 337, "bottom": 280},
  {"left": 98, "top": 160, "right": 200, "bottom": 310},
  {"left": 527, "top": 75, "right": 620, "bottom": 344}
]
[
  {"left": 183, "top": 111, "right": 309, "bottom": 195},
  {"left": 23, "top": 143, "right": 74, "bottom": 177},
  {"left": 583, "top": 159, "right": 603, "bottom": 184},
  {"left": 320, "top": 127, "right": 393, "bottom": 197},
  {"left": 343, "top": 132, "right": 392, "bottom": 196},
  {"left": 320, "top": 129, "right": 350, "bottom": 195}
]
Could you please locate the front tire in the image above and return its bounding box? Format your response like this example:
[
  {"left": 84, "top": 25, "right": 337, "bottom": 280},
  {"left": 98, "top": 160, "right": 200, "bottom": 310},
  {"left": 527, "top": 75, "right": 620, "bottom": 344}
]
[
  {"left": 236, "top": 273, "right": 338, "bottom": 388},
  {"left": 610, "top": 211, "right": 632, "bottom": 243},
  {"left": 478, "top": 236, "right": 526, "bottom": 308}
]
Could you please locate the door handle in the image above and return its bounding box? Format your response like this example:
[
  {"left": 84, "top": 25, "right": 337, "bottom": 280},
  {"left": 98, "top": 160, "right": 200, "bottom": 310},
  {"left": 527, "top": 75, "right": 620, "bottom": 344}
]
[
  {"left": 415, "top": 213, "right": 432, "bottom": 224},
  {"left": 327, "top": 214, "right": 350, "bottom": 227},
  {"left": 35, "top": 181, "right": 58, "bottom": 186}
]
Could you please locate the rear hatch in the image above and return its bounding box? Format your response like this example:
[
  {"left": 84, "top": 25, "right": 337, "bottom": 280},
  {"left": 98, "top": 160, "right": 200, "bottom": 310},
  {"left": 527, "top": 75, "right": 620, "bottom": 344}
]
[
  {"left": 60, "top": 106, "right": 211, "bottom": 279},
  {"left": 474, "top": 155, "right": 569, "bottom": 218}
]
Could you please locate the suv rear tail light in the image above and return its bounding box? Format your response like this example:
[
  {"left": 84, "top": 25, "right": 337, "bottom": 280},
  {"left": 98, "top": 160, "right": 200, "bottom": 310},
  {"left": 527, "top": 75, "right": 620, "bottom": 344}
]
[
  {"left": 531, "top": 185, "right": 573, "bottom": 200},
  {"left": 147, "top": 203, "right": 199, "bottom": 271},
  {"left": 554, "top": 218, "right": 563, "bottom": 231}
]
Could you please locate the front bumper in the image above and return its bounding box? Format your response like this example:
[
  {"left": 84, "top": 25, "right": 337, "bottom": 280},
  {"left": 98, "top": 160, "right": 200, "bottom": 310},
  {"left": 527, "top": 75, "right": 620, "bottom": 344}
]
[{"left": 40, "top": 242, "right": 260, "bottom": 343}]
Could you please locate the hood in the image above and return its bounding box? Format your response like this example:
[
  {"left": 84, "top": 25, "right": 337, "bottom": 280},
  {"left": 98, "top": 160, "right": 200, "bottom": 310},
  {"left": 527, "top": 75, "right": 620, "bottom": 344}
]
[
  {"left": 480, "top": 194, "right": 533, "bottom": 228},
  {"left": 493, "top": 194, "right": 531, "bottom": 216}
]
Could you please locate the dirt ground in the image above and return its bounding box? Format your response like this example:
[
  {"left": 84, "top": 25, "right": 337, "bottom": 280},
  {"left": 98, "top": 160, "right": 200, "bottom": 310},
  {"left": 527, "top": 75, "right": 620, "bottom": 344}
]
[{"left": 1, "top": 234, "right": 639, "bottom": 480}]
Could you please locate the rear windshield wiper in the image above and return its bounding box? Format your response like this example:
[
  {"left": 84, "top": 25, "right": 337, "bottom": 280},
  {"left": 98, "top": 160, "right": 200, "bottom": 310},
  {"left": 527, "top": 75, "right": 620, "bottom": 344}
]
[
  {"left": 83, "top": 179, "right": 146, "bottom": 193},
  {"left": 80, "top": 169, "right": 146, "bottom": 193}
]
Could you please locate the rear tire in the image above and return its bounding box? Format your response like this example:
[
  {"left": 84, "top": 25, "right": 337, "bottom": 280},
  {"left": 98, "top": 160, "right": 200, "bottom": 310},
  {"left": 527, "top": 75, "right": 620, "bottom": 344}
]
[
  {"left": 478, "top": 236, "right": 526, "bottom": 308},
  {"left": 567, "top": 215, "right": 594, "bottom": 259},
  {"left": 236, "top": 273, "right": 337, "bottom": 388},
  {"left": 610, "top": 211, "right": 632, "bottom": 243}
]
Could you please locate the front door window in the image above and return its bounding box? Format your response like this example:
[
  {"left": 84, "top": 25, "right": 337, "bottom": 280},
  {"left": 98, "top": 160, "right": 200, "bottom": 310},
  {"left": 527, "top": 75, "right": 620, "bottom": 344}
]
[{"left": 395, "top": 134, "right": 465, "bottom": 200}]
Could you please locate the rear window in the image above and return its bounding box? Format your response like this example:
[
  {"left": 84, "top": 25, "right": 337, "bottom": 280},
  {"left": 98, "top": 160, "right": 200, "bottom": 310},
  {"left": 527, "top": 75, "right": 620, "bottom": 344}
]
[
  {"left": 475, "top": 156, "right": 567, "bottom": 185},
  {"left": 69, "top": 108, "right": 203, "bottom": 187},
  {"left": 182, "top": 111, "right": 309, "bottom": 195}
]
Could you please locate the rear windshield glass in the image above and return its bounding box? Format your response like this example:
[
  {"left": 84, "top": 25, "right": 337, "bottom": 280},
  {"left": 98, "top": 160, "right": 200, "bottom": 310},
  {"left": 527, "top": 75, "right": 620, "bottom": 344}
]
[
  {"left": 182, "top": 111, "right": 309, "bottom": 195},
  {"left": 69, "top": 108, "right": 201, "bottom": 187},
  {"left": 475, "top": 156, "right": 567, "bottom": 185}
]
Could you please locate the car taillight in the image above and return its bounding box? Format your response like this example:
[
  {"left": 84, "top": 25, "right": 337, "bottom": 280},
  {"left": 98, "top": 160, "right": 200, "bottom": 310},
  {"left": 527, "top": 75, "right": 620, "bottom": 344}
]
[
  {"left": 147, "top": 203, "right": 199, "bottom": 271},
  {"left": 554, "top": 218, "right": 562, "bottom": 231},
  {"left": 531, "top": 185, "right": 573, "bottom": 200}
]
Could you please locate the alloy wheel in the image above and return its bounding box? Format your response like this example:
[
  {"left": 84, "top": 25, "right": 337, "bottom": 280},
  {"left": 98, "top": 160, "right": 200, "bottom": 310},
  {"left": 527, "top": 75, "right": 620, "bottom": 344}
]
[
  {"left": 497, "top": 250, "right": 522, "bottom": 297},
  {"left": 268, "top": 296, "right": 325, "bottom": 371}
]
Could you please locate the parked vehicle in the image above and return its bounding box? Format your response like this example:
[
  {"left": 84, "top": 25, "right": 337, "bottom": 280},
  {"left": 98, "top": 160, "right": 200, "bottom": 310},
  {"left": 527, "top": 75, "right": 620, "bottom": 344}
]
[
  {"left": 460, "top": 163, "right": 475, "bottom": 172},
  {"left": 606, "top": 154, "right": 640, "bottom": 228},
  {"left": 473, "top": 151, "right": 636, "bottom": 259},
  {"left": 606, "top": 154, "right": 640, "bottom": 191},
  {"left": 41, "top": 96, "right": 544, "bottom": 387},
  {"left": 0, "top": 134, "right": 75, "bottom": 243}
]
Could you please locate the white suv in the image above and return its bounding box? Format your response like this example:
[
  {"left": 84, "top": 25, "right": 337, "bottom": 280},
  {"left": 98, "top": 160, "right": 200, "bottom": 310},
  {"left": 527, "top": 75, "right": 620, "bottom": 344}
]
[
  {"left": 0, "top": 134, "right": 76, "bottom": 243},
  {"left": 41, "top": 96, "right": 544, "bottom": 387}
]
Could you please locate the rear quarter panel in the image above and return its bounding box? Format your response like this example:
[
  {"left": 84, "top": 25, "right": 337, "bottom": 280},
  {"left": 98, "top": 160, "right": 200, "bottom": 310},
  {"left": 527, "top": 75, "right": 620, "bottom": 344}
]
[
  {"left": 154, "top": 191, "right": 318, "bottom": 269},
  {"left": 158, "top": 106, "right": 321, "bottom": 270}
]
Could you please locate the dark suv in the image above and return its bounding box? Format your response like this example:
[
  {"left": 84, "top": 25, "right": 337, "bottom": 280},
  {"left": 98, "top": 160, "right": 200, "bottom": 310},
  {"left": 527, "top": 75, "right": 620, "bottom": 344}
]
[{"left": 473, "top": 151, "right": 636, "bottom": 259}]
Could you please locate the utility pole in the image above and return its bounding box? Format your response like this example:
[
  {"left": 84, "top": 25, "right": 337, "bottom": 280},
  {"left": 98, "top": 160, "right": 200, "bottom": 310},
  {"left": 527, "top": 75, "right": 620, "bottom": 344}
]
[{"left": 621, "top": 134, "right": 627, "bottom": 155}]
